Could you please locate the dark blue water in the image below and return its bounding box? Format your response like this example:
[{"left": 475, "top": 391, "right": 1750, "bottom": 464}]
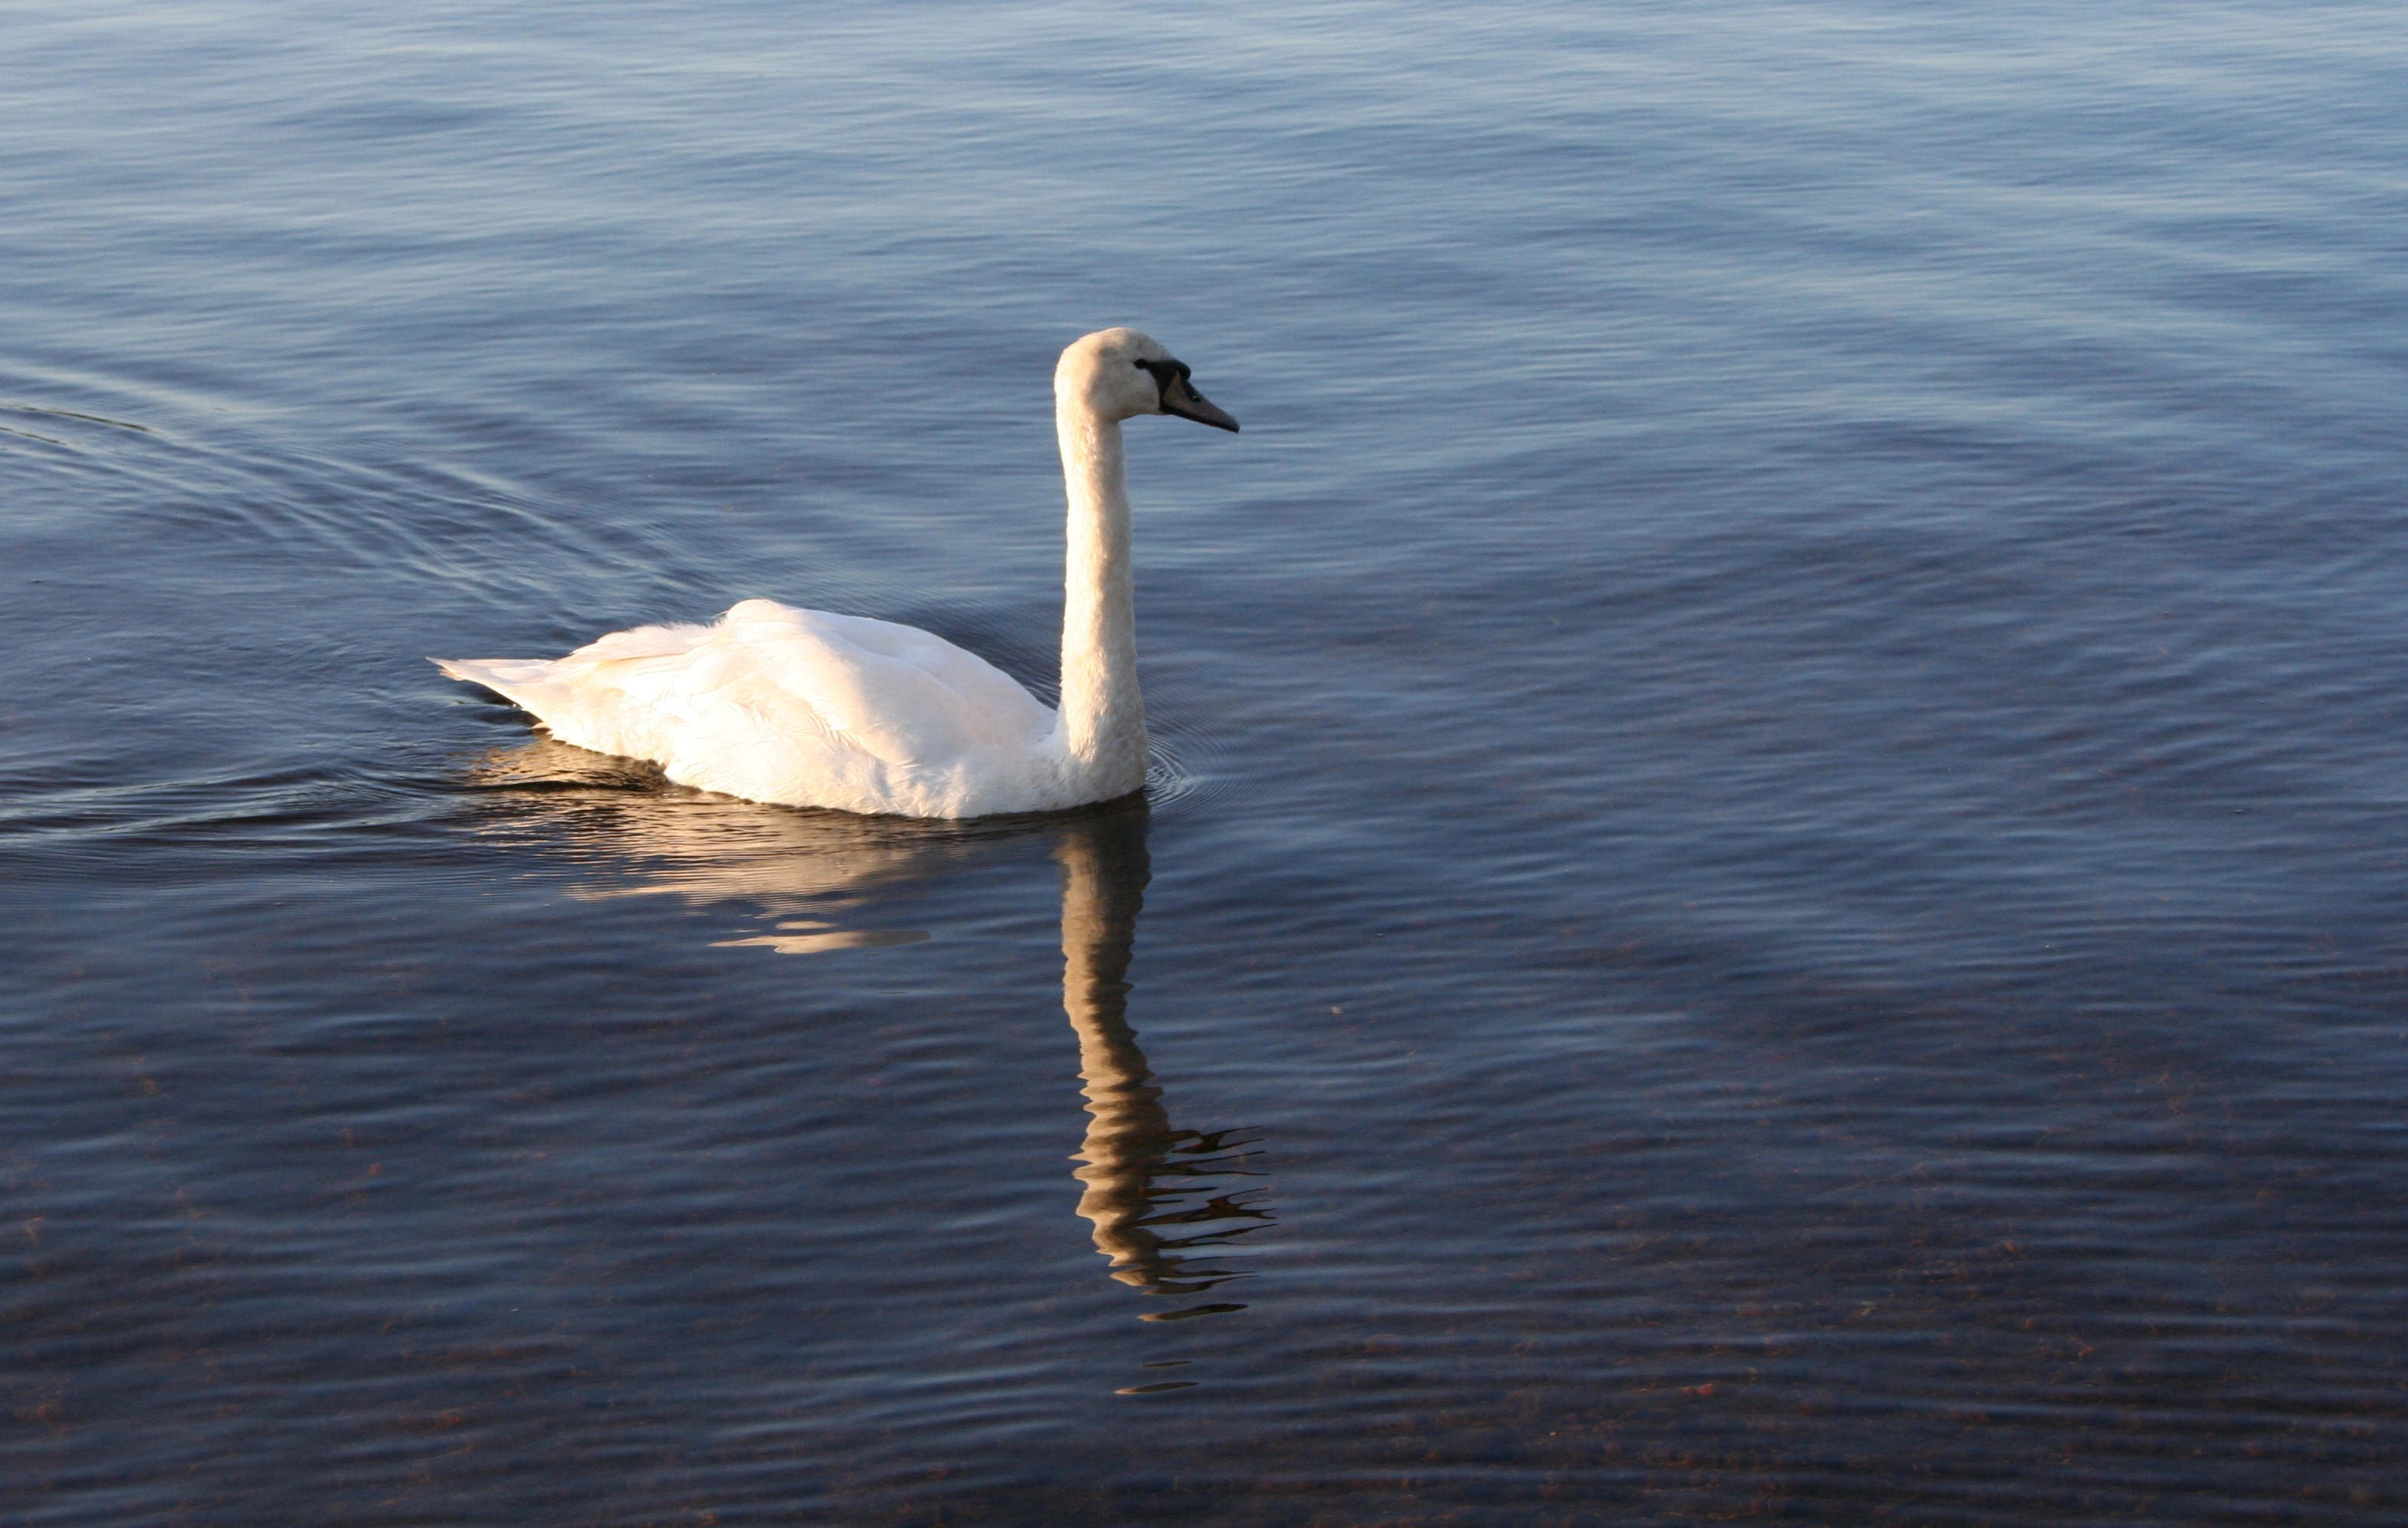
[{"left": 6, "top": 2, "right": 2407, "bottom": 1522}]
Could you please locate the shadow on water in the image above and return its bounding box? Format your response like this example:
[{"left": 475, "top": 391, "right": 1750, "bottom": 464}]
[{"left": 460, "top": 736, "right": 1274, "bottom": 1323}]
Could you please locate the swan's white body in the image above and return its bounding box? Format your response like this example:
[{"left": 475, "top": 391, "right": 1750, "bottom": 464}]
[{"left": 437, "top": 329, "right": 1237, "bottom": 818}]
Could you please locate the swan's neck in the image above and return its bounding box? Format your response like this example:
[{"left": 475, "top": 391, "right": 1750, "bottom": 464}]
[{"left": 1056, "top": 404, "right": 1146, "bottom": 797}]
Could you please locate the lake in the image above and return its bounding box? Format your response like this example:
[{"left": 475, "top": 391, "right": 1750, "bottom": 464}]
[{"left": 5, "top": 2, "right": 2406, "bottom": 1522}]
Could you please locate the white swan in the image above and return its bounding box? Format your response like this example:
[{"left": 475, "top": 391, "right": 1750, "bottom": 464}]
[{"left": 437, "top": 329, "right": 1237, "bottom": 818}]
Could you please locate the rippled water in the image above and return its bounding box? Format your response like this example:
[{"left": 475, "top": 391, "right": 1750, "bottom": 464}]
[{"left": 7, "top": 2, "right": 2408, "bottom": 1522}]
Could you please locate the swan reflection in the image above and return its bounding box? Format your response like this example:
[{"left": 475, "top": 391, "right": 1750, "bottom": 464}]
[
  {"left": 1057, "top": 811, "right": 1271, "bottom": 1303},
  {"left": 462, "top": 739, "right": 1271, "bottom": 1308},
  {"left": 463, "top": 736, "right": 988, "bottom": 932}
]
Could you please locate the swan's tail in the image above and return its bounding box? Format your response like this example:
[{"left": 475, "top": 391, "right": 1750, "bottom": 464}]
[
  {"left": 432, "top": 656, "right": 564, "bottom": 716},
  {"left": 434, "top": 631, "right": 703, "bottom": 763}
]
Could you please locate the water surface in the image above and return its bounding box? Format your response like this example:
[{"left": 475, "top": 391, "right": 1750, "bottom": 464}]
[{"left": 5, "top": 2, "right": 2408, "bottom": 1522}]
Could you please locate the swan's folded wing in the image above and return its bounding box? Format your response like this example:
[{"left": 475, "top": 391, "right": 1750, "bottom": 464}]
[{"left": 713, "top": 600, "right": 1053, "bottom": 764}]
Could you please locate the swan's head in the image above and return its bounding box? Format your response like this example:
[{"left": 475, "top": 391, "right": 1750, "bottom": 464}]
[{"left": 1056, "top": 329, "right": 1239, "bottom": 433}]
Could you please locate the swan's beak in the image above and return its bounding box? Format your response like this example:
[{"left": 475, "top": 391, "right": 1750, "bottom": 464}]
[{"left": 1157, "top": 363, "right": 1240, "bottom": 433}]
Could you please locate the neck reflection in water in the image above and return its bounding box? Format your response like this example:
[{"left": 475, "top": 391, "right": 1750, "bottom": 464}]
[
  {"left": 1056, "top": 809, "right": 1272, "bottom": 1310},
  {"left": 461, "top": 739, "right": 1273, "bottom": 1314}
]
